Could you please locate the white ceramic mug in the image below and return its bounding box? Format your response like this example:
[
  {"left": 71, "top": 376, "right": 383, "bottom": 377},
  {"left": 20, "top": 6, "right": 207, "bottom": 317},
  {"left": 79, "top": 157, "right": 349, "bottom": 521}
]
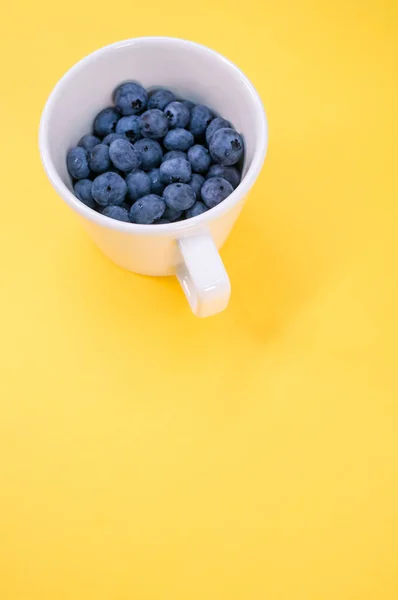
[{"left": 39, "top": 37, "right": 268, "bottom": 317}]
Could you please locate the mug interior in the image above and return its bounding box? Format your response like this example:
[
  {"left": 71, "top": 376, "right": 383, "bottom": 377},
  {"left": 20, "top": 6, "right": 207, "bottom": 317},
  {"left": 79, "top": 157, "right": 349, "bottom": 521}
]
[{"left": 41, "top": 38, "right": 266, "bottom": 207}]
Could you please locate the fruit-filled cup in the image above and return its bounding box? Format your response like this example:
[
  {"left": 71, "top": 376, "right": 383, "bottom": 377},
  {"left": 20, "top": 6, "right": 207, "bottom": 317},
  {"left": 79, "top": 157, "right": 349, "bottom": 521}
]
[{"left": 39, "top": 37, "right": 268, "bottom": 317}]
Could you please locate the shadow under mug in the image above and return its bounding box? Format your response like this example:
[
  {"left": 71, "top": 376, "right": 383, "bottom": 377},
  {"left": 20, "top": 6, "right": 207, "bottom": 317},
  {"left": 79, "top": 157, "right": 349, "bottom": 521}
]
[{"left": 39, "top": 37, "right": 268, "bottom": 317}]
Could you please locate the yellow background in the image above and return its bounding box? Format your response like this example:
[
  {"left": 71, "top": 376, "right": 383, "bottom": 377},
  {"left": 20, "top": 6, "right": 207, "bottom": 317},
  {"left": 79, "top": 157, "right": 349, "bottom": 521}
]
[{"left": 1, "top": 1, "right": 398, "bottom": 598}]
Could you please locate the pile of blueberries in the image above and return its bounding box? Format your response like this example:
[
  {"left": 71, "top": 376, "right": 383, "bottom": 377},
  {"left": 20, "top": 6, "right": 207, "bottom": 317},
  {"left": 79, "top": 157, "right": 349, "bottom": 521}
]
[{"left": 66, "top": 82, "right": 244, "bottom": 224}]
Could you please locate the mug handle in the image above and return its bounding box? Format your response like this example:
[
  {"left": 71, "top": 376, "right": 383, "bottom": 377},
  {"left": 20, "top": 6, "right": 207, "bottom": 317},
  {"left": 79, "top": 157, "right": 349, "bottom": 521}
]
[{"left": 177, "top": 233, "right": 231, "bottom": 317}]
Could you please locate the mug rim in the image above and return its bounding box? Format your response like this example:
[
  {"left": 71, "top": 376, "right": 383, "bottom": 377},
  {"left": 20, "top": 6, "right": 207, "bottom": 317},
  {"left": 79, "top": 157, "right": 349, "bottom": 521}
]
[{"left": 39, "top": 36, "right": 268, "bottom": 236}]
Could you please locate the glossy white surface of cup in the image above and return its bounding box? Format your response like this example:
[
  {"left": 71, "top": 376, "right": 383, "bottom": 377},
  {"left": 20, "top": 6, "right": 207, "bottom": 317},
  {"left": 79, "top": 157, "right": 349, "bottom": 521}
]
[{"left": 39, "top": 38, "right": 268, "bottom": 317}]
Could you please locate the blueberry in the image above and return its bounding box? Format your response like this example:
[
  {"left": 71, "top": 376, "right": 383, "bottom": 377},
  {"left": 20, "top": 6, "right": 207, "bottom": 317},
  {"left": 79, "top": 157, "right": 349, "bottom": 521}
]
[
  {"left": 205, "top": 117, "right": 231, "bottom": 145},
  {"left": 93, "top": 108, "right": 120, "bottom": 138},
  {"left": 88, "top": 144, "right": 111, "bottom": 173},
  {"left": 163, "top": 128, "right": 194, "bottom": 151},
  {"left": 159, "top": 158, "right": 191, "bottom": 184},
  {"left": 185, "top": 201, "right": 208, "bottom": 219},
  {"left": 109, "top": 139, "right": 141, "bottom": 172},
  {"left": 114, "top": 82, "right": 148, "bottom": 116},
  {"left": 189, "top": 104, "right": 213, "bottom": 136},
  {"left": 129, "top": 194, "right": 166, "bottom": 224},
  {"left": 206, "top": 164, "right": 241, "bottom": 189},
  {"left": 125, "top": 170, "right": 152, "bottom": 201},
  {"left": 102, "top": 205, "right": 130, "bottom": 222},
  {"left": 148, "top": 89, "right": 175, "bottom": 110},
  {"left": 139, "top": 109, "right": 169, "bottom": 139},
  {"left": 187, "top": 144, "right": 211, "bottom": 174},
  {"left": 182, "top": 99, "right": 194, "bottom": 112},
  {"left": 162, "top": 150, "right": 187, "bottom": 163},
  {"left": 209, "top": 128, "right": 244, "bottom": 166},
  {"left": 164, "top": 101, "right": 190, "bottom": 129},
  {"left": 154, "top": 218, "right": 171, "bottom": 224},
  {"left": 148, "top": 168, "right": 164, "bottom": 195},
  {"left": 115, "top": 115, "right": 141, "bottom": 142},
  {"left": 78, "top": 134, "right": 101, "bottom": 152},
  {"left": 92, "top": 172, "right": 127, "bottom": 206},
  {"left": 163, "top": 183, "right": 196, "bottom": 211},
  {"left": 67, "top": 147, "right": 90, "bottom": 180},
  {"left": 134, "top": 139, "right": 163, "bottom": 170},
  {"left": 201, "top": 176, "right": 234, "bottom": 208},
  {"left": 188, "top": 173, "right": 205, "bottom": 199},
  {"left": 74, "top": 179, "right": 95, "bottom": 208},
  {"left": 163, "top": 207, "right": 183, "bottom": 222},
  {"left": 102, "top": 133, "right": 127, "bottom": 145}
]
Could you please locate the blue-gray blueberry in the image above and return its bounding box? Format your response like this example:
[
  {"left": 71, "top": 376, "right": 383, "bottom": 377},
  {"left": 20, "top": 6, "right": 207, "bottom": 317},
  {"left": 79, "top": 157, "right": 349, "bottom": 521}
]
[
  {"left": 148, "top": 169, "right": 164, "bottom": 195},
  {"left": 129, "top": 194, "right": 166, "bottom": 224},
  {"left": 148, "top": 89, "right": 175, "bottom": 110},
  {"left": 159, "top": 158, "right": 191, "bottom": 184},
  {"left": 134, "top": 139, "right": 163, "bottom": 170},
  {"left": 126, "top": 170, "right": 152, "bottom": 201},
  {"left": 74, "top": 179, "right": 95, "bottom": 209},
  {"left": 163, "top": 183, "right": 196, "bottom": 211},
  {"left": 209, "top": 128, "right": 244, "bottom": 166},
  {"left": 114, "top": 82, "right": 148, "bottom": 116},
  {"left": 115, "top": 115, "right": 141, "bottom": 142},
  {"left": 164, "top": 101, "right": 190, "bottom": 129},
  {"left": 188, "top": 174, "right": 205, "bottom": 199},
  {"left": 93, "top": 108, "right": 120, "bottom": 137},
  {"left": 163, "top": 128, "right": 194, "bottom": 151},
  {"left": 67, "top": 147, "right": 90, "bottom": 180},
  {"left": 109, "top": 139, "right": 141, "bottom": 172},
  {"left": 92, "top": 172, "right": 127, "bottom": 206},
  {"left": 102, "top": 205, "right": 130, "bottom": 222},
  {"left": 185, "top": 201, "right": 208, "bottom": 219},
  {"left": 189, "top": 104, "right": 213, "bottom": 136},
  {"left": 187, "top": 144, "right": 211, "bottom": 173},
  {"left": 89, "top": 144, "right": 111, "bottom": 173},
  {"left": 201, "top": 176, "right": 234, "bottom": 208},
  {"left": 140, "top": 109, "right": 169, "bottom": 139}
]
